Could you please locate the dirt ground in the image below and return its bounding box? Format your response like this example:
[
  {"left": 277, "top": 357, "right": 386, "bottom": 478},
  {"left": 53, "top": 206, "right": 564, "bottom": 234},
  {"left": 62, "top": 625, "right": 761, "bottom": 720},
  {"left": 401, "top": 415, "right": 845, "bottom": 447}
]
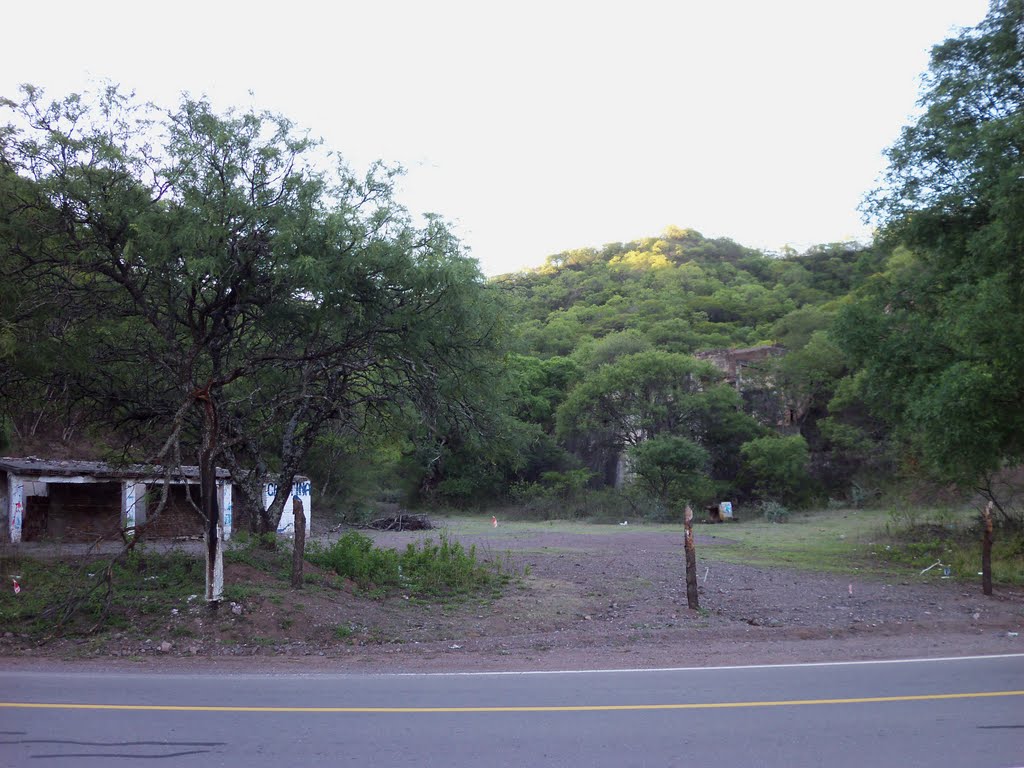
[{"left": 1, "top": 525, "right": 1022, "bottom": 673}]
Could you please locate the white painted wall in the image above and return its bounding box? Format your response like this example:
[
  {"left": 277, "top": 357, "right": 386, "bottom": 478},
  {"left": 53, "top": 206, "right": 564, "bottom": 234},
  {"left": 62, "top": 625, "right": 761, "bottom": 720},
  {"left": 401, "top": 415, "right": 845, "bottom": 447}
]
[
  {"left": 220, "top": 481, "right": 233, "bottom": 541},
  {"left": 264, "top": 478, "right": 312, "bottom": 536},
  {"left": 7, "top": 474, "right": 23, "bottom": 543}
]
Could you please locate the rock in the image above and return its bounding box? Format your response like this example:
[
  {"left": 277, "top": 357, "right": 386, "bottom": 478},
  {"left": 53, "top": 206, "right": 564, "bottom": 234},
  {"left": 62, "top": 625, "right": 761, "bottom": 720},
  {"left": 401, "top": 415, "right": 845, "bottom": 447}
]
[
  {"left": 188, "top": 645, "right": 199, "bottom": 655},
  {"left": 159, "top": 641, "right": 172, "bottom": 653},
  {"left": 231, "top": 603, "right": 243, "bottom": 616}
]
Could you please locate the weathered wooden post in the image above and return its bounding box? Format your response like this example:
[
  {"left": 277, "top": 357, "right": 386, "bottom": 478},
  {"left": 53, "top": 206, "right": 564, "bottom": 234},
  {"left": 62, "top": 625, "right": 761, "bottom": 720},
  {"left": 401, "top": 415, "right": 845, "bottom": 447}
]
[
  {"left": 981, "top": 501, "right": 993, "bottom": 596},
  {"left": 291, "top": 496, "right": 306, "bottom": 590},
  {"left": 684, "top": 504, "right": 699, "bottom": 609}
]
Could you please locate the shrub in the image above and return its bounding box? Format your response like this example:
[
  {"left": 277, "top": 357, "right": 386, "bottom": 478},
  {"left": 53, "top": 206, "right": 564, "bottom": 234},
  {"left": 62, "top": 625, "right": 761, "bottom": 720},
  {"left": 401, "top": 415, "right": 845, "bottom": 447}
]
[
  {"left": 629, "top": 436, "right": 712, "bottom": 504},
  {"left": 760, "top": 500, "right": 791, "bottom": 523},
  {"left": 741, "top": 435, "right": 812, "bottom": 506},
  {"left": 307, "top": 531, "right": 501, "bottom": 598},
  {"left": 307, "top": 532, "right": 400, "bottom": 589}
]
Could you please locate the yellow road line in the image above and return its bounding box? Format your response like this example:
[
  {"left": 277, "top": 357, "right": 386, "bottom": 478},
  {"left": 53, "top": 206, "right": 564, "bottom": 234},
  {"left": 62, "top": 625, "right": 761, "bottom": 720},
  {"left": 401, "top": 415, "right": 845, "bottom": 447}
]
[{"left": 1, "top": 690, "right": 1022, "bottom": 713}]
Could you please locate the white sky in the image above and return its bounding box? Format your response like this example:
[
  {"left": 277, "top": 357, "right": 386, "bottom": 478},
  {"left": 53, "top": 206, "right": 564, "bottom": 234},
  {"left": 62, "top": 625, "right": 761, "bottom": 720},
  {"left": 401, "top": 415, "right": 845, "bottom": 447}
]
[{"left": 2, "top": 0, "right": 990, "bottom": 275}]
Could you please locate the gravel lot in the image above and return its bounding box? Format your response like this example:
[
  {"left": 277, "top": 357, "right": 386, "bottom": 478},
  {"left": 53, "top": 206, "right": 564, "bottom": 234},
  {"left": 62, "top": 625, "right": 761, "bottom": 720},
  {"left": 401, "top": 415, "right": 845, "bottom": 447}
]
[{"left": 2, "top": 523, "right": 1021, "bottom": 672}]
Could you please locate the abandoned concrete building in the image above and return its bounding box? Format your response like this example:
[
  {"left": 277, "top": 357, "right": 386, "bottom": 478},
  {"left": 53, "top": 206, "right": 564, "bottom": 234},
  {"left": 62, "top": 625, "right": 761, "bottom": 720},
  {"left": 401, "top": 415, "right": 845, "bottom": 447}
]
[
  {"left": 694, "top": 344, "right": 785, "bottom": 390},
  {"left": 1, "top": 457, "right": 312, "bottom": 544},
  {"left": 696, "top": 344, "right": 796, "bottom": 428}
]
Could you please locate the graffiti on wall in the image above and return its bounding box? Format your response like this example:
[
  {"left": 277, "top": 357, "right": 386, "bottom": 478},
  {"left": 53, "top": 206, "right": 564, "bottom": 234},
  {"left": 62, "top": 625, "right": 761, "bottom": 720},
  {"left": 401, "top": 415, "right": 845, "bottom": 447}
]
[
  {"left": 10, "top": 481, "right": 23, "bottom": 542},
  {"left": 222, "top": 483, "right": 233, "bottom": 540},
  {"left": 265, "top": 480, "right": 311, "bottom": 499}
]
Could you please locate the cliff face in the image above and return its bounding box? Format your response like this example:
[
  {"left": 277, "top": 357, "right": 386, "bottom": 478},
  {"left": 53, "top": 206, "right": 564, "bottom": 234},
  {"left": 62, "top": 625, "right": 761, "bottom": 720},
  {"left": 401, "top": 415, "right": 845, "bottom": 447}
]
[
  {"left": 696, "top": 345, "right": 796, "bottom": 430},
  {"left": 695, "top": 345, "right": 785, "bottom": 389}
]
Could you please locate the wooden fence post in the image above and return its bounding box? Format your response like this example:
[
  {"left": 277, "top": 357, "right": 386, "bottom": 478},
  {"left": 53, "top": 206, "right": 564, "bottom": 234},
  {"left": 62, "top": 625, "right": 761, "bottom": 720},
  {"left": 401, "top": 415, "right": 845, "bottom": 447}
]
[
  {"left": 981, "top": 501, "right": 993, "bottom": 596},
  {"left": 684, "top": 504, "right": 699, "bottom": 609},
  {"left": 291, "top": 497, "right": 306, "bottom": 590}
]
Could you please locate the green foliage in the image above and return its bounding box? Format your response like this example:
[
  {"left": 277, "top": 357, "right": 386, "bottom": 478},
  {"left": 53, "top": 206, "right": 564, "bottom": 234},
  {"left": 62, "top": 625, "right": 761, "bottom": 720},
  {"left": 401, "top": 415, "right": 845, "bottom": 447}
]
[
  {"left": 771, "top": 306, "right": 833, "bottom": 351},
  {"left": 307, "top": 532, "right": 400, "bottom": 588},
  {"left": 0, "top": 551, "right": 202, "bottom": 639},
  {"left": 498, "top": 222, "right": 882, "bottom": 503},
  {"left": 759, "top": 500, "right": 791, "bottom": 523},
  {"left": 628, "top": 436, "right": 712, "bottom": 505},
  {"left": 306, "top": 531, "right": 502, "bottom": 598},
  {"left": 1, "top": 86, "right": 506, "bottom": 532},
  {"left": 840, "top": 1, "right": 1024, "bottom": 486},
  {"left": 505, "top": 227, "right": 875, "bottom": 364},
  {"left": 881, "top": 507, "right": 1024, "bottom": 585},
  {"left": 556, "top": 350, "right": 760, "bottom": 486},
  {"left": 534, "top": 469, "right": 593, "bottom": 498},
  {"left": 225, "top": 532, "right": 289, "bottom": 576},
  {"left": 741, "top": 435, "right": 812, "bottom": 506}
]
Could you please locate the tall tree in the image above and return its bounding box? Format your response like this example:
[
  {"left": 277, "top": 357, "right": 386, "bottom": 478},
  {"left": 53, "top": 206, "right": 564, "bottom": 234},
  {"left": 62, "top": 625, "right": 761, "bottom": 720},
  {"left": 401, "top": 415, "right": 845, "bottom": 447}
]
[
  {"left": 1, "top": 87, "right": 504, "bottom": 594},
  {"left": 837, "top": 0, "right": 1024, "bottom": 509}
]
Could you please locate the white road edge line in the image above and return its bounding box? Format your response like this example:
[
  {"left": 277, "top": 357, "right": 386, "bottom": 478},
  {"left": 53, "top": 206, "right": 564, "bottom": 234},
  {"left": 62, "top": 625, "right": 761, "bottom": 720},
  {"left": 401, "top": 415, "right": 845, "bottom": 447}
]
[
  {"left": 1, "top": 653, "right": 1020, "bottom": 681},
  {"left": 389, "top": 652, "right": 1024, "bottom": 677}
]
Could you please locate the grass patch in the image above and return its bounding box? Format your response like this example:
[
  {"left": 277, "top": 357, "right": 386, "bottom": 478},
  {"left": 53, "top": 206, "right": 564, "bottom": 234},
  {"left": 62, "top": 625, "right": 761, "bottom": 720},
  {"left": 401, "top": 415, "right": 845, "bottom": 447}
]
[
  {"left": 702, "top": 507, "right": 897, "bottom": 574},
  {"left": 222, "top": 583, "right": 260, "bottom": 603},
  {"left": 225, "top": 532, "right": 290, "bottom": 577},
  {"left": 877, "top": 507, "right": 1024, "bottom": 584},
  {"left": 0, "top": 549, "right": 203, "bottom": 640},
  {"left": 701, "top": 505, "right": 1024, "bottom": 584}
]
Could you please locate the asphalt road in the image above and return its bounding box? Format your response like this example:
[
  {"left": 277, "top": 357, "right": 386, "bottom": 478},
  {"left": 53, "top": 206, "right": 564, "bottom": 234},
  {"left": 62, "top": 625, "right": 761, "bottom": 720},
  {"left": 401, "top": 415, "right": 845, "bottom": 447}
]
[{"left": 2, "top": 655, "right": 1023, "bottom": 767}]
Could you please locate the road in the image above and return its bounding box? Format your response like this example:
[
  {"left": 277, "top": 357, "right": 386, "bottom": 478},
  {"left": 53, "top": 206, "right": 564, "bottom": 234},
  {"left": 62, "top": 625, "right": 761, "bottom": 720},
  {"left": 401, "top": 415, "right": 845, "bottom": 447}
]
[{"left": 2, "top": 655, "right": 1023, "bottom": 767}]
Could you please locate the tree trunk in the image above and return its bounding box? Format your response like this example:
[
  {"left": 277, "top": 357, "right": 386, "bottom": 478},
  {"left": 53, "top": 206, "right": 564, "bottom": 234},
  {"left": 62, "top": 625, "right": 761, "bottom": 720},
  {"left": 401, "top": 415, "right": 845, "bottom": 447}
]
[
  {"left": 684, "top": 504, "right": 699, "bottom": 610},
  {"left": 291, "top": 498, "right": 306, "bottom": 590},
  {"left": 198, "top": 394, "right": 223, "bottom": 605},
  {"left": 981, "top": 501, "right": 993, "bottom": 596}
]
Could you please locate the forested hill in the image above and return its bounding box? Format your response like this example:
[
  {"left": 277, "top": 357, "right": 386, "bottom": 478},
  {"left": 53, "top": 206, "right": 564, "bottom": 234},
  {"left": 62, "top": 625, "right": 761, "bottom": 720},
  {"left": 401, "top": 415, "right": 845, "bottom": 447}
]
[
  {"left": 424, "top": 228, "right": 893, "bottom": 513},
  {"left": 498, "top": 226, "right": 885, "bottom": 358}
]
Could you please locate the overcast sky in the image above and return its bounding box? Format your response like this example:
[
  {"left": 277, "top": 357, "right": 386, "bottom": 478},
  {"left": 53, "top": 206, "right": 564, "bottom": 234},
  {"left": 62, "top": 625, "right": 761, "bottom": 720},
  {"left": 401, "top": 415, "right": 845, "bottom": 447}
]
[{"left": 2, "top": 0, "right": 990, "bottom": 275}]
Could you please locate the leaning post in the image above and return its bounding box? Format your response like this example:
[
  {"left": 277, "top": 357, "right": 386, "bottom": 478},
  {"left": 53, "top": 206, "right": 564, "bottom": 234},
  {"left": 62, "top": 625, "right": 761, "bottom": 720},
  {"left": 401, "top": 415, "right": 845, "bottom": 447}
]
[
  {"left": 981, "top": 501, "right": 994, "bottom": 596},
  {"left": 684, "top": 504, "right": 699, "bottom": 609},
  {"left": 291, "top": 498, "right": 306, "bottom": 589}
]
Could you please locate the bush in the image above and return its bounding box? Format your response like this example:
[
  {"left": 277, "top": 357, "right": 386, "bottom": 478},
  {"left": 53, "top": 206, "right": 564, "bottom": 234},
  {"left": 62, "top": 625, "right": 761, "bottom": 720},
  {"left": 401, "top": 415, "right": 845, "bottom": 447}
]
[
  {"left": 307, "top": 531, "right": 502, "bottom": 598},
  {"left": 307, "top": 532, "right": 400, "bottom": 589},
  {"left": 629, "top": 436, "right": 712, "bottom": 504},
  {"left": 741, "top": 435, "right": 812, "bottom": 507},
  {"left": 760, "top": 500, "right": 791, "bottom": 523}
]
